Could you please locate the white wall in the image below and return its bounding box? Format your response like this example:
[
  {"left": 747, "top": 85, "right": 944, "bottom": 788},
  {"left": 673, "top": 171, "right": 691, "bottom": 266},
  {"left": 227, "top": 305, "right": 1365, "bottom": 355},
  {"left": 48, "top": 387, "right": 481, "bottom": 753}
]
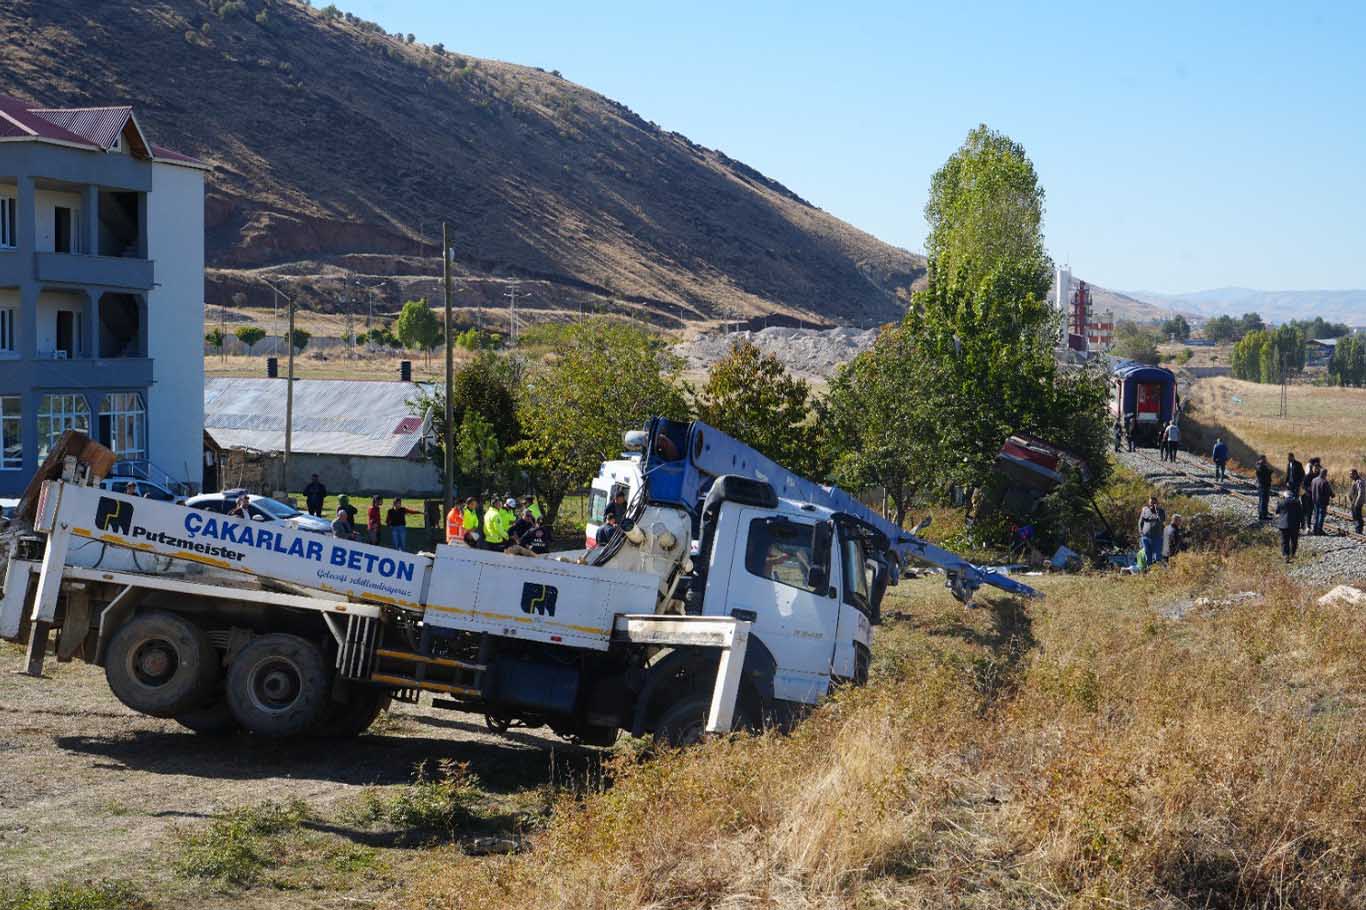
[
  {"left": 35, "top": 290, "right": 85, "bottom": 356},
  {"left": 34, "top": 189, "right": 83, "bottom": 253},
  {"left": 145, "top": 162, "right": 204, "bottom": 487}
]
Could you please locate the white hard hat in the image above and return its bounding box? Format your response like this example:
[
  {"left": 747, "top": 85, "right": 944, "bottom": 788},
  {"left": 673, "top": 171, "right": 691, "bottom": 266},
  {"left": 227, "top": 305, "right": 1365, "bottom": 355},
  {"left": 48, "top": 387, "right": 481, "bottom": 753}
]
[{"left": 504, "top": 497, "right": 517, "bottom": 508}]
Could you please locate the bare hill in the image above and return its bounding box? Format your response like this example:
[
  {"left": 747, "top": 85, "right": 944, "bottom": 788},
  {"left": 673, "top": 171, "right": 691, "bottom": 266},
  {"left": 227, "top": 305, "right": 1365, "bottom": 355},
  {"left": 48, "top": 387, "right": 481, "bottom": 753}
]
[{"left": 2, "top": 0, "right": 925, "bottom": 329}]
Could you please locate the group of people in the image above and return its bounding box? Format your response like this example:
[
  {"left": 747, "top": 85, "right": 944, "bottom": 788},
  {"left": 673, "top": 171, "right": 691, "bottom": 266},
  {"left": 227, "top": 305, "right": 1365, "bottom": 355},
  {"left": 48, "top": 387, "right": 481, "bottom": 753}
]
[
  {"left": 445, "top": 493, "right": 550, "bottom": 554},
  {"left": 305, "top": 472, "right": 552, "bottom": 555},
  {"left": 1109, "top": 414, "right": 1182, "bottom": 462},
  {"left": 1263, "top": 453, "right": 1365, "bottom": 561},
  {"left": 1137, "top": 495, "right": 1186, "bottom": 568}
]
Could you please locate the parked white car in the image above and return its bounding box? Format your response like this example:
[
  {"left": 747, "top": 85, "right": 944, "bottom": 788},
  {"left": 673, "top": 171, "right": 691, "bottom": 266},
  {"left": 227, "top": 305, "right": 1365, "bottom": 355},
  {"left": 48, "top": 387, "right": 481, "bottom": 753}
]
[{"left": 184, "top": 489, "right": 333, "bottom": 535}]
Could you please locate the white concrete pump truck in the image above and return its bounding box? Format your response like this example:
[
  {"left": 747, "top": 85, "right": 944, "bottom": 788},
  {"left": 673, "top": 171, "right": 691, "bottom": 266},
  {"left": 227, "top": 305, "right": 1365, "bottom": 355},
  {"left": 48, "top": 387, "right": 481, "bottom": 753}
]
[{"left": 1, "top": 421, "right": 1036, "bottom": 746}]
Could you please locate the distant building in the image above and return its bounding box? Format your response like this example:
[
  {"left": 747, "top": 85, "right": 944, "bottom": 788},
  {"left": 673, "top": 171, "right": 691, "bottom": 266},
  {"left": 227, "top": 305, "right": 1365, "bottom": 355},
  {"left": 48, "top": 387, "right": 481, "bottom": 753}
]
[
  {"left": 0, "top": 95, "right": 207, "bottom": 496},
  {"left": 1306, "top": 337, "right": 1338, "bottom": 367},
  {"left": 203, "top": 378, "right": 439, "bottom": 496}
]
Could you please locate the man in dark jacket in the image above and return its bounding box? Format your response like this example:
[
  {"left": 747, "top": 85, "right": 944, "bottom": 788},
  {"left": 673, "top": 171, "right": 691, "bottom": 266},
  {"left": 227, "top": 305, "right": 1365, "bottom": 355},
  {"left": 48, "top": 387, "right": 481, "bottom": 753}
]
[
  {"left": 1285, "top": 453, "right": 1305, "bottom": 495},
  {"left": 1350, "top": 468, "right": 1365, "bottom": 535},
  {"left": 1162, "top": 514, "right": 1186, "bottom": 561},
  {"left": 303, "top": 474, "right": 327, "bottom": 517},
  {"left": 1211, "top": 439, "right": 1229, "bottom": 481},
  {"left": 1301, "top": 460, "right": 1320, "bottom": 532},
  {"left": 1113, "top": 419, "right": 1123, "bottom": 453},
  {"left": 1255, "top": 455, "right": 1274, "bottom": 520},
  {"left": 1274, "top": 488, "right": 1303, "bottom": 561},
  {"left": 1310, "top": 467, "right": 1334, "bottom": 535},
  {"left": 1124, "top": 414, "right": 1136, "bottom": 452}
]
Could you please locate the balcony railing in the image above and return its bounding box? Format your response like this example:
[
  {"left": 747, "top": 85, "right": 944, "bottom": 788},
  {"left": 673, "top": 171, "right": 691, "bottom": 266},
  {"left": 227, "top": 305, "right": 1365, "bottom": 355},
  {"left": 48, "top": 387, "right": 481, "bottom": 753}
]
[
  {"left": 33, "top": 252, "right": 154, "bottom": 291},
  {"left": 26, "top": 356, "right": 153, "bottom": 389}
]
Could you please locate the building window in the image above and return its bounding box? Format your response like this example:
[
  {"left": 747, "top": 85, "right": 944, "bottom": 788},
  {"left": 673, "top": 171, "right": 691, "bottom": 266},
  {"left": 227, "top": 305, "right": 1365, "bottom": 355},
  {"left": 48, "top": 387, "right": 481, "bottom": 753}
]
[
  {"left": 0, "top": 308, "right": 13, "bottom": 353},
  {"left": 37, "top": 393, "right": 91, "bottom": 458},
  {"left": 99, "top": 392, "right": 146, "bottom": 461},
  {"left": 0, "top": 396, "right": 20, "bottom": 469},
  {"left": 0, "top": 197, "right": 14, "bottom": 249}
]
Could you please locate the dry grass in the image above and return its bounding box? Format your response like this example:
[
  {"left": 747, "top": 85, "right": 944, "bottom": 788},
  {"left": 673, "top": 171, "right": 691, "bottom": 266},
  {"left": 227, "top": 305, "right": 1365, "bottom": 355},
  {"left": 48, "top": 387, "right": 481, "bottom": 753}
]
[
  {"left": 1188, "top": 377, "right": 1366, "bottom": 473},
  {"left": 407, "top": 549, "right": 1366, "bottom": 909}
]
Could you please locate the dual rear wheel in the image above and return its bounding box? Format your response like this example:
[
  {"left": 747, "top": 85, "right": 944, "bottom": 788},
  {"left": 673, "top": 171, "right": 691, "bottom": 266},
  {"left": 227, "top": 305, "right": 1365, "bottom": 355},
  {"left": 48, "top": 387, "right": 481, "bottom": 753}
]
[{"left": 105, "top": 614, "right": 387, "bottom": 737}]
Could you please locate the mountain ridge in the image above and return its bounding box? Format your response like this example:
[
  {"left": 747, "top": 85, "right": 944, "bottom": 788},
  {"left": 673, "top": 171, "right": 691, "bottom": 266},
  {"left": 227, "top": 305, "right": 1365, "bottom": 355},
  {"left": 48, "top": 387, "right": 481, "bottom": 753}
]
[
  {"left": 2, "top": 0, "right": 925, "bottom": 329},
  {"left": 1126, "top": 287, "right": 1366, "bottom": 326}
]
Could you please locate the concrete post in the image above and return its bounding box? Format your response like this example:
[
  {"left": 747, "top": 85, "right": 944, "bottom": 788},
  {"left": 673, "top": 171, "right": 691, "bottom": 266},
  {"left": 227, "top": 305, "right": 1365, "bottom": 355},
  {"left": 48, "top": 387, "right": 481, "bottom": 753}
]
[
  {"left": 82, "top": 184, "right": 99, "bottom": 256},
  {"left": 84, "top": 288, "right": 100, "bottom": 358}
]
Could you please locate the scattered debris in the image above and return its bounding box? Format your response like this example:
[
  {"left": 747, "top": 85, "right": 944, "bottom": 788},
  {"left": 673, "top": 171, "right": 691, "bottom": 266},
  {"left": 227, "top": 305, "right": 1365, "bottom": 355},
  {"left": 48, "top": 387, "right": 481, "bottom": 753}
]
[
  {"left": 1049, "top": 546, "right": 1082, "bottom": 571},
  {"left": 1159, "top": 591, "right": 1261, "bottom": 620},
  {"left": 673, "top": 326, "right": 877, "bottom": 380},
  {"left": 462, "top": 836, "right": 521, "bottom": 856}
]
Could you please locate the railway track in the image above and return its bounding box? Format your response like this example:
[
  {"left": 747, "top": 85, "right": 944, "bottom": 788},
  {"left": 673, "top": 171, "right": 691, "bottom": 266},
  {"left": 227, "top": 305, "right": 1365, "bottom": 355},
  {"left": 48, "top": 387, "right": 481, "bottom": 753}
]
[{"left": 1124, "top": 446, "right": 1366, "bottom": 543}]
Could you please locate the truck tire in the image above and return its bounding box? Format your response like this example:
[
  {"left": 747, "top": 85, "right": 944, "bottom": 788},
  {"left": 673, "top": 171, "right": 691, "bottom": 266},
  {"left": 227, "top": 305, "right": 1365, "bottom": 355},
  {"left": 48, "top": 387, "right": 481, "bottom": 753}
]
[
  {"left": 225, "top": 634, "right": 329, "bottom": 737},
  {"left": 105, "top": 611, "right": 218, "bottom": 718},
  {"left": 654, "top": 694, "right": 712, "bottom": 748},
  {"left": 174, "top": 697, "right": 240, "bottom": 735},
  {"left": 312, "top": 687, "right": 390, "bottom": 738}
]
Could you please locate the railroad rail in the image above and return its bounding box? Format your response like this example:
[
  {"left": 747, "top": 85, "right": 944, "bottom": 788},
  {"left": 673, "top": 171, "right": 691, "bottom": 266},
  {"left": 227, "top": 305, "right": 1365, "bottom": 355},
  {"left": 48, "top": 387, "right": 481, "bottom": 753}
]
[{"left": 1124, "top": 446, "right": 1366, "bottom": 543}]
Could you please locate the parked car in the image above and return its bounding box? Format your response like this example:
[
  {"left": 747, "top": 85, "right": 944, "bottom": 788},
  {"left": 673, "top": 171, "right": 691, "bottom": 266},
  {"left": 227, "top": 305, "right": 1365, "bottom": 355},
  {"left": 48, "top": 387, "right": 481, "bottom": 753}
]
[
  {"left": 0, "top": 497, "right": 18, "bottom": 530},
  {"left": 98, "top": 477, "right": 186, "bottom": 504},
  {"left": 183, "top": 489, "right": 333, "bottom": 535}
]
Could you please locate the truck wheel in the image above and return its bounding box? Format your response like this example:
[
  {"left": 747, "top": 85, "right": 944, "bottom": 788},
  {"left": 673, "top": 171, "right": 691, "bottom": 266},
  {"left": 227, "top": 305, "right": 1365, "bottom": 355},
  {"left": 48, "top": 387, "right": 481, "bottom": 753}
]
[
  {"left": 654, "top": 694, "right": 712, "bottom": 748},
  {"left": 312, "top": 688, "right": 390, "bottom": 737},
  {"left": 105, "top": 611, "right": 218, "bottom": 718},
  {"left": 174, "top": 697, "right": 240, "bottom": 735},
  {"left": 226, "top": 634, "right": 329, "bottom": 736}
]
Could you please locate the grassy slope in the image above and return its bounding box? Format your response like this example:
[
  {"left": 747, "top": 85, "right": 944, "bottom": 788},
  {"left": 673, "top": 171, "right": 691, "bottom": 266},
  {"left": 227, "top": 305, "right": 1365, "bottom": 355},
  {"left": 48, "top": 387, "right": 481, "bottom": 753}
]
[
  {"left": 410, "top": 548, "right": 1366, "bottom": 909},
  {"left": 1188, "top": 377, "right": 1366, "bottom": 472}
]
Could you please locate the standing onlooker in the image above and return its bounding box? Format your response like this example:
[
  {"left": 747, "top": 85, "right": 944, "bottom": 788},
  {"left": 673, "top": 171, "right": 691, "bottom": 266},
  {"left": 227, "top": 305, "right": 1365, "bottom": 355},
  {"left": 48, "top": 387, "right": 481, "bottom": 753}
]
[
  {"left": 1285, "top": 452, "right": 1306, "bottom": 496},
  {"left": 1350, "top": 468, "right": 1365, "bottom": 534},
  {"left": 337, "top": 494, "right": 358, "bottom": 525},
  {"left": 332, "top": 507, "right": 358, "bottom": 540},
  {"left": 1275, "top": 488, "right": 1303, "bottom": 562},
  {"left": 1310, "top": 467, "right": 1334, "bottom": 535},
  {"left": 1157, "top": 422, "right": 1170, "bottom": 460},
  {"left": 1301, "top": 459, "right": 1320, "bottom": 532},
  {"left": 461, "top": 496, "right": 481, "bottom": 543},
  {"left": 445, "top": 498, "right": 465, "bottom": 545},
  {"left": 366, "top": 494, "right": 383, "bottom": 545},
  {"left": 304, "top": 473, "right": 327, "bottom": 517},
  {"left": 1124, "top": 413, "right": 1136, "bottom": 452},
  {"left": 1138, "top": 496, "right": 1166, "bottom": 567},
  {"left": 1162, "top": 514, "right": 1186, "bottom": 561},
  {"left": 1211, "top": 438, "right": 1229, "bottom": 481},
  {"left": 1255, "top": 455, "right": 1274, "bottom": 520},
  {"left": 1113, "top": 419, "right": 1123, "bottom": 453},
  {"left": 1164, "top": 421, "right": 1181, "bottom": 461},
  {"left": 387, "top": 497, "right": 417, "bottom": 551}
]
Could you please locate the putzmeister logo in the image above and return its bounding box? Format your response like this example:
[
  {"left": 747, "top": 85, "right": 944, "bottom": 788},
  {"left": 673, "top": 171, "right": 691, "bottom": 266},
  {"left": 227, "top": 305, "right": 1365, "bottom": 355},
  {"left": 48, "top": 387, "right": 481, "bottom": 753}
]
[
  {"left": 95, "top": 496, "right": 133, "bottom": 535},
  {"left": 520, "top": 582, "right": 558, "bottom": 617}
]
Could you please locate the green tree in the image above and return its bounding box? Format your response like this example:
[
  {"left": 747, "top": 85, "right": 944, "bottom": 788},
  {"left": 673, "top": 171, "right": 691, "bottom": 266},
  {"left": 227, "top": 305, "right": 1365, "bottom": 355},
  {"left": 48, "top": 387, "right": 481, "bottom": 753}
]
[
  {"left": 234, "top": 325, "right": 266, "bottom": 355},
  {"left": 1203, "top": 315, "right": 1242, "bottom": 344},
  {"left": 455, "top": 410, "right": 502, "bottom": 496},
  {"left": 514, "top": 319, "right": 685, "bottom": 526},
  {"left": 205, "top": 328, "right": 225, "bottom": 361},
  {"left": 1160, "top": 315, "right": 1191, "bottom": 341},
  {"left": 394, "top": 299, "right": 443, "bottom": 366},
  {"left": 924, "top": 124, "right": 1050, "bottom": 298},
  {"left": 900, "top": 125, "right": 1110, "bottom": 526},
  {"left": 690, "top": 340, "right": 825, "bottom": 478},
  {"left": 1111, "top": 321, "right": 1162, "bottom": 364},
  {"left": 290, "top": 328, "right": 311, "bottom": 353},
  {"left": 823, "top": 326, "right": 934, "bottom": 527},
  {"left": 413, "top": 352, "right": 522, "bottom": 492}
]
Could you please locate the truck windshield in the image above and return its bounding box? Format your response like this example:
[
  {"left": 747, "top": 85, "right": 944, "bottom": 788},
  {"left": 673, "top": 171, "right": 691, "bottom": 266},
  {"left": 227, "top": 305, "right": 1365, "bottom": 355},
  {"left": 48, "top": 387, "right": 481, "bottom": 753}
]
[
  {"left": 588, "top": 489, "right": 608, "bottom": 524},
  {"left": 840, "top": 534, "right": 871, "bottom": 613}
]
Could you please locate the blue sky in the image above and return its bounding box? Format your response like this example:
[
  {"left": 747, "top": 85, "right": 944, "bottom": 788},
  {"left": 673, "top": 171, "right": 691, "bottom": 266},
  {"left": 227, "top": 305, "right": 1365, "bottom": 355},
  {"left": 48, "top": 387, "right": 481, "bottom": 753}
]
[{"left": 331, "top": 0, "right": 1365, "bottom": 294}]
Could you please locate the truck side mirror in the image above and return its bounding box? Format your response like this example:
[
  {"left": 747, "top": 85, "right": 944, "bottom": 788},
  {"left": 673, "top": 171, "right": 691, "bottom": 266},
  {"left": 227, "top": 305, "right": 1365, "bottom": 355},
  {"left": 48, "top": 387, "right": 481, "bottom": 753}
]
[{"left": 806, "top": 565, "right": 828, "bottom": 591}]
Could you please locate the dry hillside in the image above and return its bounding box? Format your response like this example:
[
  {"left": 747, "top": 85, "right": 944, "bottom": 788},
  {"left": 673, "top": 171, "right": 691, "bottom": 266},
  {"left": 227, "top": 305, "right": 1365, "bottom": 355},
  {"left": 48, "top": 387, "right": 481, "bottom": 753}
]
[{"left": 1, "top": 0, "right": 925, "bottom": 329}]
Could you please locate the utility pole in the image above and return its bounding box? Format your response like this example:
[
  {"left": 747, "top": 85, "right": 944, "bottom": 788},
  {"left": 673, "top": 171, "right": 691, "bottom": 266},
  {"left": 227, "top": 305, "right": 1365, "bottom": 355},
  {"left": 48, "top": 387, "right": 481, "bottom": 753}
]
[
  {"left": 504, "top": 283, "right": 519, "bottom": 344},
  {"left": 285, "top": 289, "right": 295, "bottom": 489},
  {"left": 219, "top": 302, "right": 225, "bottom": 364},
  {"left": 442, "top": 222, "right": 454, "bottom": 515}
]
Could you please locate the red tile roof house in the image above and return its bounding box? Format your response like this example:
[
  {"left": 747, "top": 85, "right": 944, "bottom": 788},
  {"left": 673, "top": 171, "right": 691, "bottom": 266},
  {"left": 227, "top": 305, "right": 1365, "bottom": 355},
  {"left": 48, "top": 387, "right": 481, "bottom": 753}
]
[{"left": 0, "top": 96, "right": 209, "bottom": 496}]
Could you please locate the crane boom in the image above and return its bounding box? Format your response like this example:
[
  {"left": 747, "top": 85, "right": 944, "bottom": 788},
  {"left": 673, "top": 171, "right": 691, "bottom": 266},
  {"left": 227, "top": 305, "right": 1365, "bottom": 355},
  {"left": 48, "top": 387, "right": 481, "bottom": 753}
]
[{"left": 638, "top": 418, "right": 1040, "bottom": 601}]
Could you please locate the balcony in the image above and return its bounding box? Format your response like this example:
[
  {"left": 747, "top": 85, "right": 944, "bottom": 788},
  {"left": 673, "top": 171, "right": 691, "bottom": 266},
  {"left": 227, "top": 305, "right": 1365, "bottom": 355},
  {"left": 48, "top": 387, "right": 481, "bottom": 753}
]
[
  {"left": 34, "top": 252, "right": 153, "bottom": 291},
  {"left": 25, "top": 354, "right": 153, "bottom": 390}
]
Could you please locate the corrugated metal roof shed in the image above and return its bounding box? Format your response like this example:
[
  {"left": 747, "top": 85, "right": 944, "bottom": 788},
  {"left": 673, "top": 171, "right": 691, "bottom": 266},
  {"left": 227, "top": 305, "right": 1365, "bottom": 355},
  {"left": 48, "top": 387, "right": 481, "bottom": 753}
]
[
  {"left": 204, "top": 378, "right": 432, "bottom": 458},
  {"left": 29, "top": 106, "right": 135, "bottom": 150}
]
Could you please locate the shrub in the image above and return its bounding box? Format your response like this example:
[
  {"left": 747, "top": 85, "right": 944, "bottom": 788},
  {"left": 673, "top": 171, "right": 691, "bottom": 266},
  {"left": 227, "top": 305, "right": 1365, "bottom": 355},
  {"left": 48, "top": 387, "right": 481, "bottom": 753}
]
[
  {"left": 0, "top": 879, "right": 151, "bottom": 910},
  {"left": 341, "top": 760, "right": 482, "bottom": 838},
  {"left": 321, "top": 4, "right": 341, "bottom": 18},
  {"left": 172, "top": 800, "right": 310, "bottom": 888}
]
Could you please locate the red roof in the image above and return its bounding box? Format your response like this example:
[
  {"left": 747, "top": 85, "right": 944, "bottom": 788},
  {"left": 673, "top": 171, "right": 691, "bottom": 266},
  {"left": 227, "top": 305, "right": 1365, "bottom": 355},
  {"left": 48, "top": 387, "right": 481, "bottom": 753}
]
[{"left": 0, "top": 95, "right": 206, "bottom": 169}]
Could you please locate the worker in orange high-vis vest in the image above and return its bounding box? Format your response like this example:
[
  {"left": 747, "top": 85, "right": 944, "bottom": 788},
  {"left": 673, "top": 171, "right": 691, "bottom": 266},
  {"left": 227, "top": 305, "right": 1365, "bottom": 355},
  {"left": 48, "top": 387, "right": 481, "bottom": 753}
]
[{"left": 445, "top": 500, "right": 465, "bottom": 544}]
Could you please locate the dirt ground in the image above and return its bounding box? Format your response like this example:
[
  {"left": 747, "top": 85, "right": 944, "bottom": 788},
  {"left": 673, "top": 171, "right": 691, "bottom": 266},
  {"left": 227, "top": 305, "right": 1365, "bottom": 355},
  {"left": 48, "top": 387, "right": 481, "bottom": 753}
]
[{"left": 0, "top": 642, "right": 588, "bottom": 908}]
